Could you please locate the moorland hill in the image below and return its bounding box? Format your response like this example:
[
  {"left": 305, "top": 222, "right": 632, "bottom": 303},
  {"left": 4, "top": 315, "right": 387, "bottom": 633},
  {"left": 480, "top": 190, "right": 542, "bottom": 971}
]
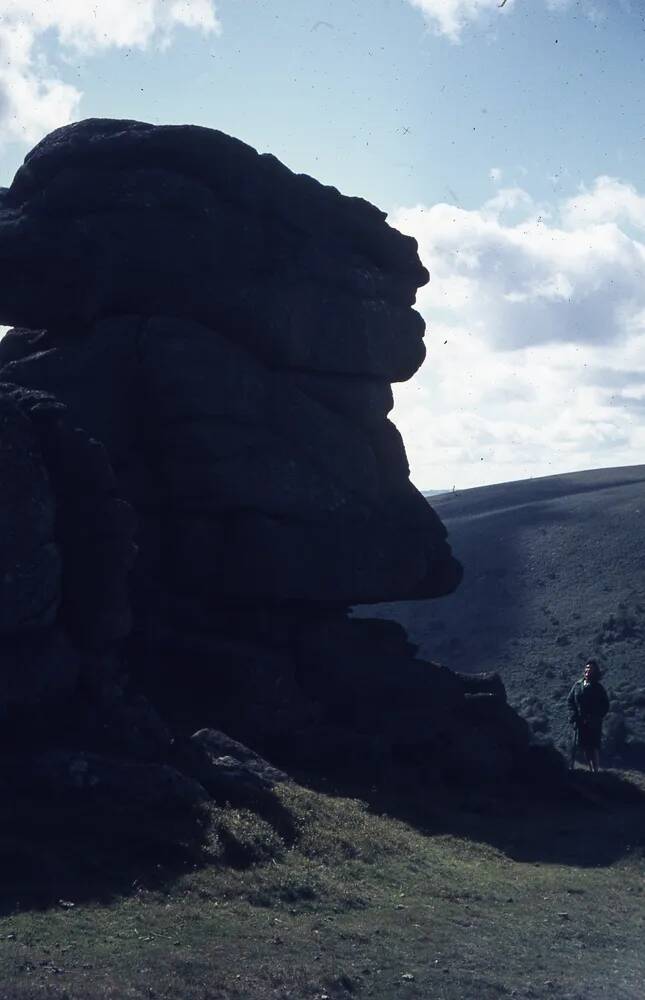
[{"left": 358, "top": 465, "right": 645, "bottom": 764}]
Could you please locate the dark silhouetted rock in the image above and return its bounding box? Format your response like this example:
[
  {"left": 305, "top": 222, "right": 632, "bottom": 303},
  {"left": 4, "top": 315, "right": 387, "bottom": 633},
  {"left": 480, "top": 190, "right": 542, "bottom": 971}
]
[
  {"left": 0, "top": 119, "right": 562, "bottom": 808},
  {"left": 176, "top": 728, "right": 289, "bottom": 811},
  {"left": 455, "top": 671, "right": 507, "bottom": 701},
  {"left": 0, "top": 389, "right": 60, "bottom": 633},
  {"left": 7, "top": 751, "right": 209, "bottom": 812},
  {"left": 0, "top": 384, "right": 171, "bottom": 796},
  {"left": 0, "top": 119, "right": 461, "bottom": 614},
  {"left": 191, "top": 729, "right": 289, "bottom": 785},
  {"left": 0, "top": 119, "right": 427, "bottom": 379},
  {"left": 0, "top": 630, "right": 81, "bottom": 724},
  {"left": 0, "top": 383, "right": 136, "bottom": 649}
]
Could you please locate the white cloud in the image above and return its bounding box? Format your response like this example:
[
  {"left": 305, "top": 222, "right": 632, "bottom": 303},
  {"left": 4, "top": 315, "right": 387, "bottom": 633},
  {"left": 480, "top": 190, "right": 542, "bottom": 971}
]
[
  {"left": 0, "top": 23, "right": 81, "bottom": 144},
  {"left": 391, "top": 180, "right": 645, "bottom": 489},
  {"left": 407, "top": 0, "right": 607, "bottom": 41},
  {"left": 168, "top": 1, "right": 220, "bottom": 33},
  {"left": 407, "top": 0, "right": 514, "bottom": 42},
  {"left": 0, "top": 1, "right": 221, "bottom": 146},
  {"left": 0, "top": 1, "right": 221, "bottom": 51},
  {"left": 481, "top": 186, "right": 535, "bottom": 218},
  {"left": 395, "top": 190, "right": 645, "bottom": 351},
  {"left": 562, "top": 176, "right": 645, "bottom": 233}
]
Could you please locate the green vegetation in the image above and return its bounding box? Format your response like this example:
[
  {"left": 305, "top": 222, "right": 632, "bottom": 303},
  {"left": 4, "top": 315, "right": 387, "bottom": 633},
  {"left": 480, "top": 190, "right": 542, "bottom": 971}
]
[
  {"left": 0, "top": 772, "right": 643, "bottom": 999},
  {"left": 360, "top": 469, "right": 645, "bottom": 766}
]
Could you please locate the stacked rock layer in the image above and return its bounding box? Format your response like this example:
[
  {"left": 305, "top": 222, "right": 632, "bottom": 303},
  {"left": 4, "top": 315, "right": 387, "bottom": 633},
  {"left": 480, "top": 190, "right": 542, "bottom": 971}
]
[
  {"left": 0, "top": 118, "right": 461, "bottom": 622},
  {"left": 0, "top": 120, "right": 562, "bottom": 796},
  {"left": 0, "top": 383, "right": 134, "bottom": 732}
]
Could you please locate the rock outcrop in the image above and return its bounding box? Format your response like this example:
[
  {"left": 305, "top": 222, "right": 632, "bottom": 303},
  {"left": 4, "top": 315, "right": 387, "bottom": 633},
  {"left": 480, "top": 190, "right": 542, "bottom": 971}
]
[
  {"left": 0, "top": 119, "right": 561, "bottom": 809},
  {"left": 0, "top": 384, "right": 133, "bottom": 704},
  {"left": 0, "top": 383, "right": 172, "bottom": 772},
  {"left": 0, "top": 118, "right": 460, "bottom": 614}
]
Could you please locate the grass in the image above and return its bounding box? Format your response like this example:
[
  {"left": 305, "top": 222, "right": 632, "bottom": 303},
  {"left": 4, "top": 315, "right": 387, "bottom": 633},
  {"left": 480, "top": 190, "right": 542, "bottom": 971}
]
[{"left": 0, "top": 770, "right": 643, "bottom": 1000}]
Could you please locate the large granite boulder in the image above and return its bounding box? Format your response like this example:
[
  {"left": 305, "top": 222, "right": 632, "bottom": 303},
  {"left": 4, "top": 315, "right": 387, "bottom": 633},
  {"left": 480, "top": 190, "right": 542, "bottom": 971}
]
[
  {"left": 0, "top": 119, "right": 427, "bottom": 381},
  {"left": 0, "top": 384, "right": 135, "bottom": 652},
  {"left": 0, "top": 118, "right": 461, "bottom": 617},
  {"left": 0, "top": 389, "right": 60, "bottom": 635},
  {"left": 0, "top": 120, "right": 563, "bottom": 804},
  {"left": 0, "top": 382, "right": 214, "bottom": 818},
  {"left": 0, "top": 383, "right": 142, "bottom": 765}
]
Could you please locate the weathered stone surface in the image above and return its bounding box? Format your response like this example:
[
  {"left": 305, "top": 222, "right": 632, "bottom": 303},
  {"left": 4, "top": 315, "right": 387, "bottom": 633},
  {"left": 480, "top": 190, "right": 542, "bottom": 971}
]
[
  {"left": 0, "top": 120, "right": 460, "bottom": 612},
  {"left": 0, "top": 383, "right": 138, "bottom": 746},
  {"left": 0, "top": 313, "right": 460, "bottom": 606},
  {"left": 5, "top": 385, "right": 137, "bottom": 647},
  {"left": 289, "top": 615, "right": 533, "bottom": 784},
  {"left": 0, "top": 118, "right": 458, "bottom": 610},
  {"left": 0, "top": 119, "right": 562, "bottom": 807},
  {"left": 0, "top": 629, "right": 81, "bottom": 720},
  {"left": 11, "top": 119, "right": 423, "bottom": 271},
  {"left": 0, "top": 390, "right": 61, "bottom": 632},
  {"left": 16, "top": 751, "right": 208, "bottom": 811},
  {"left": 457, "top": 672, "right": 508, "bottom": 701},
  {"left": 132, "top": 612, "right": 555, "bottom": 790},
  {"left": 191, "top": 729, "right": 289, "bottom": 784},
  {"left": 0, "top": 119, "right": 427, "bottom": 381},
  {"left": 177, "top": 729, "right": 290, "bottom": 810}
]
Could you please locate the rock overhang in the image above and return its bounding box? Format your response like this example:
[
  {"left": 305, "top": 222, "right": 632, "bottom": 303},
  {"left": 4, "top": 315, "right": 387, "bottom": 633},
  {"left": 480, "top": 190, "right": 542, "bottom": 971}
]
[
  {"left": 0, "top": 118, "right": 429, "bottom": 382},
  {"left": 0, "top": 118, "right": 460, "bottom": 607}
]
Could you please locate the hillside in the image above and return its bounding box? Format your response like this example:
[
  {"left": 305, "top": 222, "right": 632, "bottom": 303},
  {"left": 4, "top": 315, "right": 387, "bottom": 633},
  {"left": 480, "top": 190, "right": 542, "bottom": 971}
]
[{"left": 357, "top": 465, "right": 645, "bottom": 762}]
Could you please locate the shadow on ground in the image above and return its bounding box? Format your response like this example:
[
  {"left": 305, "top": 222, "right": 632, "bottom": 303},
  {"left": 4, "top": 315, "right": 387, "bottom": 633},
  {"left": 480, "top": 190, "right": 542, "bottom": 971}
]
[
  {"left": 298, "top": 765, "right": 645, "bottom": 870},
  {"left": 0, "top": 779, "right": 298, "bottom": 916},
  {"left": 2, "top": 762, "right": 643, "bottom": 918},
  {"left": 0, "top": 791, "right": 210, "bottom": 916}
]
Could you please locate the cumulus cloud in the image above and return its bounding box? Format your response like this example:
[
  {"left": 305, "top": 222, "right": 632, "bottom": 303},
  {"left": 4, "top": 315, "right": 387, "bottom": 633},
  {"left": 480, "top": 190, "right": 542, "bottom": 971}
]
[
  {"left": 395, "top": 189, "right": 645, "bottom": 351},
  {"left": 407, "top": 0, "right": 514, "bottom": 42},
  {"left": 407, "top": 0, "right": 607, "bottom": 41},
  {"left": 391, "top": 179, "right": 645, "bottom": 489},
  {"left": 0, "top": 1, "right": 221, "bottom": 146},
  {"left": 0, "top": 23, "right": 80, "bottom": 144},
  {"left": 562, "top": 176, "right": 645, "bottom": 233}
]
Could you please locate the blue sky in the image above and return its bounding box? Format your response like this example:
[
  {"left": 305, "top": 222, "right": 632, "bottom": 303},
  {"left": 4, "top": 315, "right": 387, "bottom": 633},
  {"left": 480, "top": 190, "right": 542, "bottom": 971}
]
[{"left": 1, "top": 0, "right": 644, "bottom": 489}]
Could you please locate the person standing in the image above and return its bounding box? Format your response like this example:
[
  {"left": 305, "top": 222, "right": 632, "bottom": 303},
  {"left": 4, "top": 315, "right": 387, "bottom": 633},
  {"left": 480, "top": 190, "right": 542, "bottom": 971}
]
[{"left": 567, "top": 660, "right": 610, "bottom": 773}]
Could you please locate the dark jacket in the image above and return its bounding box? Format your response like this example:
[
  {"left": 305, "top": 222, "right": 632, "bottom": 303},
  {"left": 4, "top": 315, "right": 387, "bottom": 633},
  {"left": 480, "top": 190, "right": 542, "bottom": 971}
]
[{"left": 567, "top": 679, "right": 609, "bottom": 727}]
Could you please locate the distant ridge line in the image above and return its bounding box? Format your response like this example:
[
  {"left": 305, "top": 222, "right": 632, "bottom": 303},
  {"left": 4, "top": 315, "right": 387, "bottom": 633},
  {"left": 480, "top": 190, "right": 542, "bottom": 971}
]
[
  {"left": 423, "top": 464, "right": 645, "bottom": 497},
  {"left": 425, "top": 464, "right": 645, "bottom": 519}
]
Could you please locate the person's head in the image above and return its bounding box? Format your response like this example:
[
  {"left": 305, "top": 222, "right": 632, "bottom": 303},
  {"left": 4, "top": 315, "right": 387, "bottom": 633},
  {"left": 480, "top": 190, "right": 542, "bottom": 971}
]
[{"left": 584, "top": 660, "right": 601, "bottom": 682}]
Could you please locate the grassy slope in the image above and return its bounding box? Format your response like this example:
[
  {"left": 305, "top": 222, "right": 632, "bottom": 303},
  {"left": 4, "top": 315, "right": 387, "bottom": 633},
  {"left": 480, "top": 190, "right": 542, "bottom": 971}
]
[
  {"left": 0, "top": 772, "right": 643, "bottom": 1000},
  {"left": 357, "top": 465, "right": 645, "bottom": 757}
]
